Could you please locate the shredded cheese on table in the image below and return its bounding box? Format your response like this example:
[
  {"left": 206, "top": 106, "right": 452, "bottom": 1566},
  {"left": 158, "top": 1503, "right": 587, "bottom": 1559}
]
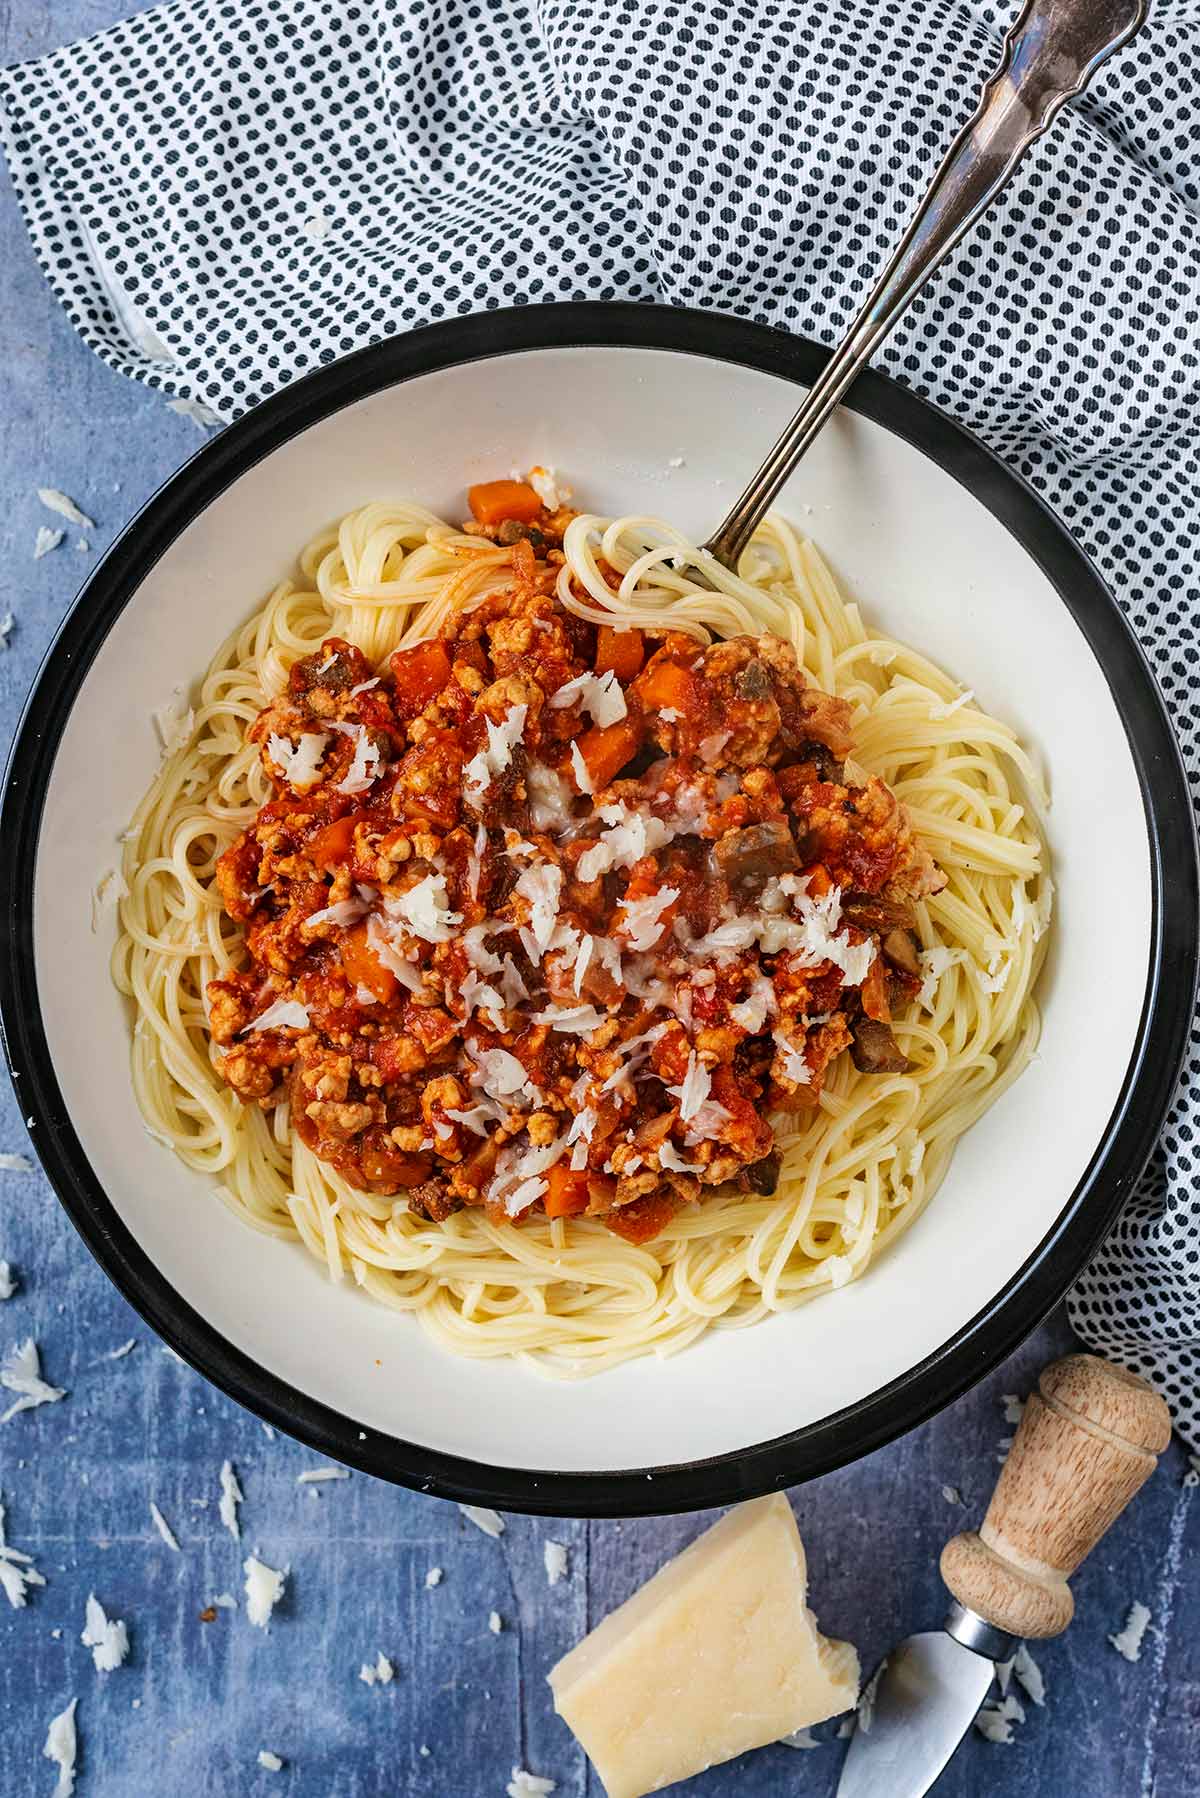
[
  {"left": 1, "top": 1338, "right": 67, "bottom": 1422},
  {"left": 244, "top": 1556, "right": 287, "bottom": 1630},
  {"left": 458, "top": 1503, "right": 505, "bottom": 1538}
]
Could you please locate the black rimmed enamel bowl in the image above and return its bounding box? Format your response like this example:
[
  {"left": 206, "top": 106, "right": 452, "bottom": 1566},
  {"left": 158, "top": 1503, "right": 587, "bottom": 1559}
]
[{"left": 1, "top": 305, "right": 1195, "bottom": 1516}]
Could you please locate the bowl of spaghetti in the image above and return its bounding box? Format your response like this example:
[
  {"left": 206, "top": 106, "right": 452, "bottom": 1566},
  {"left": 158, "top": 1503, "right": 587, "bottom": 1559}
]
[{"left": 2, "top": 305, "right": 1194, "bottom": 1513}]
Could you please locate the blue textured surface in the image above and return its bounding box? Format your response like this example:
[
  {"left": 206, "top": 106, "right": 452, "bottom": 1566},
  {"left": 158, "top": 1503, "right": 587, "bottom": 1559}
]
[{"left": 1, "top": 3, "right": 1198, "bottom": 1793}]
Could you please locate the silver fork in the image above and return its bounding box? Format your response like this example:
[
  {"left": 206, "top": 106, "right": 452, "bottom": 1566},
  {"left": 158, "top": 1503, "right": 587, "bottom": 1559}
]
[{"left": 701, "top": 0, "right": 1147, "bottom": 572}]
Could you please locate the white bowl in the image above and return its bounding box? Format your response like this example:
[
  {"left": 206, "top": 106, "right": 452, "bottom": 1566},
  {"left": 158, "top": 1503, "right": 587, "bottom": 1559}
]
[{"left": 2, "top": 306, "right": 1195, "bottom": 1513}]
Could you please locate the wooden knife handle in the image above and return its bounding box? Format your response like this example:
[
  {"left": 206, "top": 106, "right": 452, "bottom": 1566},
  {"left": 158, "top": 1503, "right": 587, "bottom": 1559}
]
[{"left": 939, "top": 1354, "right": 1171, "bottom": 1638}]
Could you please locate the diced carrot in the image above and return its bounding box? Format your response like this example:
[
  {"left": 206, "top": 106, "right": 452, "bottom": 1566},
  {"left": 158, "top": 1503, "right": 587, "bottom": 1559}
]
[
  {"left": 860, "top": 952, "right": 891, "bottom": 1023},
  {"left": 632, "top": 658, "right": 693, "bottom": 715},
  {"left": 604, "top": 1189, "right": 680, "bottom": 1244},
  {"left": 467, "top": 479, "right": 543, "bottom": 528},
  {"left": 543, "top": 1166, "right": 590, "bottom": 1219},
  {"left": 309, "top": 814, "right": 356, "bottom": 872},
  {"left": 340, "top": 920, "right": 396, "bottom": 1004},
  {"left": 574, "top": 716, "right": 643, "bottom": 792},
  {"left": 389, "top": 639, "right": 452, "bottom": 717},
  {"left": 595, "top": 625, "right": 645, "bottom": 683}
]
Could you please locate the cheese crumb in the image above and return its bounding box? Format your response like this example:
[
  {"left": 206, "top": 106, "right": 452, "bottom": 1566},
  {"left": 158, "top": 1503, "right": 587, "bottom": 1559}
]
[
  {"left": 999, "top": 1393, "right": 1025, "bottom": 1426},
  {"left": 424, "top": 1566, "right": 443, "bottom": 1588},
  {"left": 257, "top": 1749, "right": 284, "bottom": 1771},
  {"left": 302, "top": 206, "right": 331, "bottom": 241},
  {"left": 0, "top": 1153, "right": 34, "bottom": 1173},
  {"left": 244, "top": 1556, "right": 287, "bottom": 1630},
  {"left": 0, "top": 1262, "right": 15, "bottom": 1301},
  {"left": 1, "top": 1338, "right": 67, "bottom": 1422},
  {"left": 974, "top": 1692, "right": 1025, "bottom": 1743},
  {"left": 489, "top": 1610, "right": 503, "bottom": 1634},
  {"left": 544, "top": 1540, "right": 569, "bottom": 1587},
  {"left": 0, "top": 1492, "right": 47, "bottom": 1607},
  {"left": 1013, "top": 1642, "right": 1045, "bottom": 1706},
  {"left": 43, "top": 1697, "right": 78, "bottom": 1796},
  {"left": 780, "top": 1728, "right": 820, "bottom": 1749},
  {"left": 102, "top": 1340, "right": 136, "bottom": 1361},
  {"left": 218, "top": 1460, "right": 243, "bottom": 1542},
  {"left": 296, "top": 1468, "right": 349, "bottom": 1485},
  {"left": 507, "top": 1771, "right": 556, "bottom": 1798},
  {"left": 359, "top": 1650, "right": 395, "bottom": 1687},
  {"left": 34, "top": 526, "right": 65, "bottom": 560},
  {"left": 458, "top": 1504, "right": 505, "bottom": 1538},
  {"left": 81, "top": 1593, "right": 130, "bottom": 1672},
  {"left": 38, "top": 489, "right": 95, "bottom": 530},
  {"left": 149, "top": 1502, "right": 179, "bottom": 1552},
  {"left": 1109, "top": 1601, "right": 1151, "bottom": 1662},
  {"left": 940, "top": 1485, "right": 963, "bottom": 1506},
  {"left": 166, "top": 397, "right": 223, "bottom": 430}
]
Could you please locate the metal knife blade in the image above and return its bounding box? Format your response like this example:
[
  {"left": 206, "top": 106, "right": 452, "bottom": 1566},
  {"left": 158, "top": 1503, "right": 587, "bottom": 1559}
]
[{"left": 836, "top": 1630, "right": 996, "bottom": 1798}]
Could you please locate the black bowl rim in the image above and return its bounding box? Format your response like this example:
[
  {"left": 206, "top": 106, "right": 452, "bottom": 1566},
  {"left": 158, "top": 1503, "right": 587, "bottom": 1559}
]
[{"left": 1, "top": 302, "right": 1196, "bottom": 1517}]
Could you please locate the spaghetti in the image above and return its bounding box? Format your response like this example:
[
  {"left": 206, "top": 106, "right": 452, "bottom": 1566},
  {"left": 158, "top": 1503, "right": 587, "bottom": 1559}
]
[{"left": 113, "top": 489, "right": 1051, "bottom": 1376}]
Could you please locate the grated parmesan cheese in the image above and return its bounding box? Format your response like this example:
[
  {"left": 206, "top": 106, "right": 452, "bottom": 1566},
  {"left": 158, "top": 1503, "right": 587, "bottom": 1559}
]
[
  {"left": 940, "top": 1485, "right": 963, "bottom": 1506},
  {"left": 0, "top": 1153, "right": 34, "bottom": 1173},
  {"left": 149, "top": 1502, "right": 179, "bottom": 1552},
  {"left": 305, "top": 897, "right": 368, "bottom": 931},
  {"left": 531, "top": 1004, "right": 606, "bottom": 1035},
  {"left": 81, "top": 1593, "right": 130, "bottom": 1672},
  {"left": 0, "top": 1263, "right": 15, "bottom": 1302},
  {"left": 0, "top": 611, "right": 12, "bottom": 650},
  {"left": 507, "top": 1771, "right": 556, "bottom": 1798},
  {"left": 244, "top": 1556, "right": 287, "bottom": 1629},
  {"left": 0, "top": 1492, "right": 47, "bottom": 1608},
  {"left": 333, "top": 723, "right": 383, "bottom": 795},
  {"left": 780, "top": 1729, "right": 820, "bottom": 1750},
  {"left": 387, "top": 874, "right": 462, "bottom": 944},
  {"left": 974, "top": 1692, "right": 1025, "bottom": 1743},
  {"left": 302, "top": 205, "right": 331, "bottom": 241},
  {"left": 166, "top": 397, "right": 223, "bottom": 429},
  {"left": 43, "top": 1698, "right": 78, "bottom": 1797},
  {"left": 34, "top": 526, "right": 64, "bottom": 560},
  {"left": 619, "top": 886, "right": 680, "bottom": 952},
  {"left": 544, "top": 1540, "right": 569, "bottom": 1586},
  {"left": 1013, "top": 1642, "right": 1045, "bottom": 1706},
  {"left": 267, "top": 731, "right": 328, "bottom": 790},
  {"left": 242, "top": 998, "right": 310, "bottom": 1035},
  {"left": 257, "top": 1750, "right": 284, "bottom": 1771},
  {"left": 1, "top": 1339, "right": 66, "bottom": 1422},
  {"left": 38, "top": 489, "right": 94, "bottom": 530},
  {"left": 1109, "top": 1600, "right": 1151, "bottom": 1662},
  {"left": 424, "top": 1567, "right": 443, "bottom": 1588},
  {"left": 458, "top": 1504, "right": 505, "bottom": 1539},
  {"left": 772, "top": 1032, "right": 812, "bottom": 1086},
  {"left": 527, "top": 466, "right": 563, "bottom": 510},
  {"left": 359, "top": 1650, "right": 395, "bottom": 1687},
  {"left": 569, "top": 740, "right": 593, "bottom": 795},
  {"left": 667, "top": 1053, "right": 710, "bottom": 1123},
  {"left": 296, "top": 1468, "right": 349, "bottom": 1485},
  {"left": 464, "top": 704, "right": 528, "bottom": 801},
  {"left": 218, "top": 1460, "right": 243, "bottom": 1542},
  {"left": 489, "top": 1610, "right": 503, "bottom": 1634},
  {"left": 550, "top": 670, "right": 627, "bottom": 729}
]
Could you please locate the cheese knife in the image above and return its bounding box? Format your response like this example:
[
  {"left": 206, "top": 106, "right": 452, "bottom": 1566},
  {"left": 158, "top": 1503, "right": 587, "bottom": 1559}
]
[{"left": 837, "top": 1354, "right": 1171, "bottom": 1798}]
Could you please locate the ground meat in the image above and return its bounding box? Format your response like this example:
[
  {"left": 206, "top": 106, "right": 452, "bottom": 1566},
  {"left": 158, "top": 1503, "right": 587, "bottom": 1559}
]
[{"left": 207, "top": 501, "right": 939, "bottom": 1237}]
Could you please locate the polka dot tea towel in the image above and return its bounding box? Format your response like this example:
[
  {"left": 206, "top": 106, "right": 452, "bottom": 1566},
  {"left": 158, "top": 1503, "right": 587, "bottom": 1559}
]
[{"left": 1, "top": 0, "right": 1197, "bottom": 1441}]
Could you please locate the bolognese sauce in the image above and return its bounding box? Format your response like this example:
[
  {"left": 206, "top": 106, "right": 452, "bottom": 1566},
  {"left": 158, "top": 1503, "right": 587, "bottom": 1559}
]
[{"left": 206, "top": 479, "right": 944, "bottom": 1245}]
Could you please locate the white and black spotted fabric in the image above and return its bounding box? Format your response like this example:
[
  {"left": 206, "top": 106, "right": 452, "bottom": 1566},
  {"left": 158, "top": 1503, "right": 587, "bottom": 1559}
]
[{"left": 2, "top": 0, "right": 1198, "bottom": 1439}]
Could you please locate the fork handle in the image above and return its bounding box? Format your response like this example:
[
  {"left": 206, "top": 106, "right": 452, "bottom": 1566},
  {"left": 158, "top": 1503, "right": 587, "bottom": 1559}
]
[{"left": 703, "top": 0, "right": 1147, "bottom": 569}]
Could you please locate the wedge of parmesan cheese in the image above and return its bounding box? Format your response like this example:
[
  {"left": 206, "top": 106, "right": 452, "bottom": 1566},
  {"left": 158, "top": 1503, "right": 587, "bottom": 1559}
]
[{"left": 548, "top": 1494, "right": 858, "bottom": 1798}]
